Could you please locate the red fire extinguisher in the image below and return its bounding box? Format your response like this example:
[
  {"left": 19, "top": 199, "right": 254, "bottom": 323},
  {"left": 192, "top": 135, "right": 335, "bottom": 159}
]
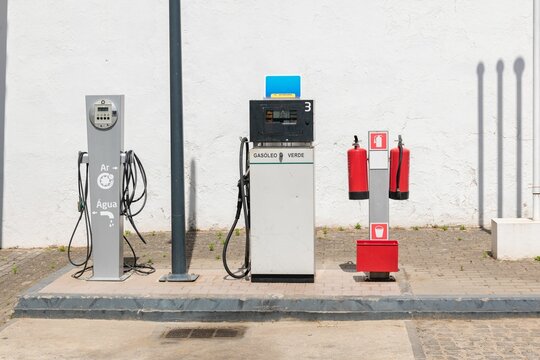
[
  {"left": 348, "top": 135, "right": 369, "bottom": 200},
  {"left": 389, "top": 135, "right": 409, "bottom": 200}
]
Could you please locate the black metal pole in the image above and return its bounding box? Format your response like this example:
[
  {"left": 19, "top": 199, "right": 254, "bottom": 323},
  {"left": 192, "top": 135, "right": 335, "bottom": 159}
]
[{"left": 160, "top": 0, "right": 198, "bottom": 282}]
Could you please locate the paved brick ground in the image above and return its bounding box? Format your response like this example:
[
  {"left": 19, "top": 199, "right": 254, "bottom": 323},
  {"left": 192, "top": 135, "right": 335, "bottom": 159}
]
[
  {"left": 414, "top": 318, "right": 540, "bottom": 359},
  {"left": 0, "top": 247, "right": 82, "bottom": 325},
  {"left": 125, "top": 227, "right": 540, "bottom": 296},
  {"left": 41, "top": 268, "right": 401, "bottom": 298},
  {"left": 2, "top": 227, "right": 540, "bottom": 359},
  {"left": 398, "top": 228, "right": 540, "bottom": 296},
  {"left": 3, "top": 227, "right": 540, "bottom": 325}
]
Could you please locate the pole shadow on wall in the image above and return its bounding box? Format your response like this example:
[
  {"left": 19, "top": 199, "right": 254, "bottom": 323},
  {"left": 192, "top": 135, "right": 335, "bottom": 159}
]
[
  {"left": 496, "top": 60, "right": 504, "bottom": 219},
  {"left": 477, "top": 57, "right": 525, "bottom": 229},
  {"left": 477, "top": 62, "right": 485, "bottom": 228},
  {"left": 514, "top": 58, "right": 525, "bottom": 218},
  {"left": 186, "top": 158, "right": 197, "bottom": 268}
]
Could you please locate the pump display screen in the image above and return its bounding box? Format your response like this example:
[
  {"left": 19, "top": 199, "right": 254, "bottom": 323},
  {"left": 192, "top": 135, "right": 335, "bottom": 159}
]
[
  {"left": 274, "top": 110, "right": 290, "bottom": 119},
  {"left": 265, "top": 109, "right": 297, "bottom": 124},
  {"left": 97, "top": 106, "right": 109, "bottom": 112}
]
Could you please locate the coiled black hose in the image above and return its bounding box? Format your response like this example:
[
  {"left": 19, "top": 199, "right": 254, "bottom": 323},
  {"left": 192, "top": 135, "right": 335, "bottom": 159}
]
[{"left": 68, "top": 150, "right": 154, "bottom": 278}]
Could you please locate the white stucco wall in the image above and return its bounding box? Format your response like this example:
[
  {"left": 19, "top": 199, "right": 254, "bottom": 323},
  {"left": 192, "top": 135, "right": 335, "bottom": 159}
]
[{"left": 2, "top": 0, "right": 535, "bottom": 247}]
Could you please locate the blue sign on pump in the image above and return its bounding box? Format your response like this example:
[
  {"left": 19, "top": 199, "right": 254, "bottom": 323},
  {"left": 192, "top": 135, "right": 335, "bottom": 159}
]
[{"left": 265, "top": 75, "right": 301, "bottom": 98}]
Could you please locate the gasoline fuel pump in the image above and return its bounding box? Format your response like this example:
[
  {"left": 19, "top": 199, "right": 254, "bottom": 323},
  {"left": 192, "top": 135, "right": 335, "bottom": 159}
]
[
  {"left": 67, "top": 95, "right": 154, "bottom": 280},
  {"left": 347, "top": 131, "right": 410, "bottom": 280},
  {"left": 223, "top": 99, "right": 315, "bottom": 282}
]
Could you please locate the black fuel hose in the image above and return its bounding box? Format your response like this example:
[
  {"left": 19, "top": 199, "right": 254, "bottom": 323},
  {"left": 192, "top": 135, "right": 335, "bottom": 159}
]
[{"left": 222, "top": 137, "right": 251, "bottom": 279}]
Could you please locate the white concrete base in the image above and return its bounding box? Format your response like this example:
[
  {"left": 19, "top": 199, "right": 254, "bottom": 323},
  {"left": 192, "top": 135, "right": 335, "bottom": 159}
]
[{"left": 491, "top": 218, "right": 540, "bottom": 260}]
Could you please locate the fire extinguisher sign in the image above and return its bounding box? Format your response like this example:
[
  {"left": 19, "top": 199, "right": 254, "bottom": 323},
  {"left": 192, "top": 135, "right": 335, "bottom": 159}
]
[
  {"left": 370, "top": 223, "right": 389, "bottom": 240},
  {"left": 369, "top": 131, "right": 388, "bottom": 151},
  {"left": 368, "top": 130, "right": 389, "bottom": 170}
]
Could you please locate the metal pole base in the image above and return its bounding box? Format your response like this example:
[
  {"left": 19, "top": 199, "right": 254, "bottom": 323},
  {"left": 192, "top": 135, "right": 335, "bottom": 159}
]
[{"left": 159, "top": 273, "right": 199, "bottom": 282}]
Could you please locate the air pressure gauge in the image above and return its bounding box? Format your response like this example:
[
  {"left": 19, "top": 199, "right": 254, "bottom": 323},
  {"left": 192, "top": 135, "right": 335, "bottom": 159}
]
[{"left": 89, "top": 99, "right": 118, "bottom": 130}]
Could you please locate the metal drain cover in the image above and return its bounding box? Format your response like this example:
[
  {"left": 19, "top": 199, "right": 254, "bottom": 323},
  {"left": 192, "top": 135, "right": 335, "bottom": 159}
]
[
  {"left": 164, "top": 328, "right": 191, "bottom": 339},
  {"left": 215, "top": 328, "right": 241, "bottom": 337},
  {"left": 190, "top": 328, "right": 216, "bottom": 338},
  {"left": 163, "top": 327, "right": 245, "bottom": 339}
]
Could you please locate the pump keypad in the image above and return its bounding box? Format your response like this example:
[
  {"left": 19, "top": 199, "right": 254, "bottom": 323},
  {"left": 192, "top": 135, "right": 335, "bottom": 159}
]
[{"left": 90, "top": 100, "right": 118, "bottom": 130}]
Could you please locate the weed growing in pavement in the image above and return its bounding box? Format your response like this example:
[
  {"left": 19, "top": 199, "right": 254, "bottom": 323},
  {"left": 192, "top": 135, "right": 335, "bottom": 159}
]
[
  {"left": 412, "top": 226, "right": 419, "bottom": 231},
  {"left": 11, "top": 265, "right": 18, "bottom": 274},
  {"left": 208, "top": 242, "right": 215, "bottom": 251},
  {"left": 338, "top": 226, "right": 344, "bottom": 231},
  {"left": 460, "top": 265, "right": 464, "bottom": 271},
  {"left": 215, "top": 255, "right": 221, "bottom": 260},
  {"left": 50, "top": 264, "right": 56, "bottom": 270},
  {"left": 459, "top": 225, "right": 466, "bottom": 231},
  {"left": 432, "top": 224, "right": 439, "bottom": 229},
  {"left": 235, "top": 229, "right": 240, "bottom": 236},
  {"left": 58, "top": 245, "right": 66, "bottom": 252},
  {"left": 162, "top": 254, "right": 167, "bottom": 258},
  {"left": 355, "top": 223, "right": 362, "bottom": 230},
  {"left": 147, "top": 258, "right": 153, "bottom": 264},
  {"left": 323, "top": 227, "right": 328, "bottom": 236},
  {"left": 217, "top": 232, "right": 225, "bottom": 245},
  {"left": 151, "top": 231, "right": 156, "bottom": 236},
  {"left": 457, "top": 237, "right": 462, "bottom": 241},
  {"left": 441, "top": 225, "right": 448, "bottom": 231},
  {"left": 534, "top": 256, "right": 540, "bottom": 262},
  {"left": 123, "top": 230, "right": 132, "bottom": 237},
  {"left": 482, "top": 250, "right": 491, "bottom": 259}
]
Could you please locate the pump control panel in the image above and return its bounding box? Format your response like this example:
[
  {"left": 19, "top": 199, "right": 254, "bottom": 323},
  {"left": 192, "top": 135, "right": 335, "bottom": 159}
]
[
  {"left": 89, "top": 99, "right": 118, "bottom": 130},
  {"left": 250, "top": 100, "right": 314, "bottom": 142}
]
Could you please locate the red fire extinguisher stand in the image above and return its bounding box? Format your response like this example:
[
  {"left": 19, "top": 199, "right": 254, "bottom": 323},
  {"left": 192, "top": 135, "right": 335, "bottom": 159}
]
[{"left": 348, "top": 132, "right": 409, "bottom": 280}]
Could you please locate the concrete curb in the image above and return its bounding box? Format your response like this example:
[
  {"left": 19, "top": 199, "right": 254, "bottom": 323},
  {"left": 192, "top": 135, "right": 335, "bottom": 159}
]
[
  {"left": 13, "top": 294, "right": 540, "bottom": 321},
  {"left": 13, "top": 265, "right": 540, "bottom": 321}
]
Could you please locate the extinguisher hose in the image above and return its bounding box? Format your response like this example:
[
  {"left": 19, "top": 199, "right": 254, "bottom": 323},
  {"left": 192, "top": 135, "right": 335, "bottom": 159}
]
[
  {"left": 222, "top": 137, "right": 251, "bottom": 279},
  {"left": 395, "top": 135, "right": 403, "bottom": 193}
]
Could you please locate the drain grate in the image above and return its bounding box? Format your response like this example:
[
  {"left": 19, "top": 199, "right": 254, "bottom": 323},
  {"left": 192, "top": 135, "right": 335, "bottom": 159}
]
[
  {"left": 163, "top": 327, "right": 245, "bottom": 339},
  {"left": 164, "top": 328, "right": 192, "bottom": 338},
  {"left": 215, "top": 328, "right": 241, "bottom": 338},
  {"left": 190, "top": 328, "right": 216, "bottom": 338}
]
